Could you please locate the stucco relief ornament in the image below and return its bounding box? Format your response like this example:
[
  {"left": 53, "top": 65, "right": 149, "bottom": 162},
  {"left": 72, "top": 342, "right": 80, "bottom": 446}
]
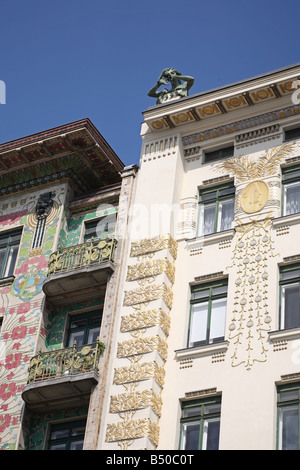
[{"left": 148, "top": 68, "right": 194, "bottom": 105}]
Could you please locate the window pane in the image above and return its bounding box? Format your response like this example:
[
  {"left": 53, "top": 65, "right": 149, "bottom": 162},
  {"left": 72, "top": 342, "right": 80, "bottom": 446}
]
[
  {"left": 68, "top": 331, "right": 85, "bottom": 347},
  {"left": 49, "top": 443, "right": 67, "bottom": 450},
  {"left": 281, "top": 270, "right": 300, "bottom": 281},
  {"left": 199, "top": 203, "right": 215, "bottom": 236},
  {"left": 281, "top": 284, "right": 300, "bottom": 329},
  {"left": 183, "top": 406, "right": 202, "bottom": 418},
  {"left": 50, "top": 429, "right": 69, "bottom": 440},
  {"left": 181, "top": 422, "right": 200, "bottom": 450},
  {"left": 218, "top": 198, "right": 234, "bottom": 232},
  {"left": 87, "top": 326, "right": 100, "bottom": 343},
  {"left": 193, "top": 289, "right": 210, "bottom": 300},
  {"left": 202, "top": 418, "right": 220, "bottom": 450},
  {"left": 70, "top": 440, "right": 84, "bottom": 450},
  {"left": 189, "top": 302, "right": 208, "bottom": 347},
  {"left": 4, "top": 246, "right": 18, "bottom": 277},
  {"left": 0, "top": 249, "right": 6, "bottom": 276},
  {"left": 279, "top": 405, "right": 299, "bottom": 450},
  {"left": 285, "top": 182, "right": 300, "bottom": 215},
  {"left": 209, "top": 299, "right": 226, "bottom": 342},
  {"left": 280, "top": 390, "right": 299, "bottom": 402}
]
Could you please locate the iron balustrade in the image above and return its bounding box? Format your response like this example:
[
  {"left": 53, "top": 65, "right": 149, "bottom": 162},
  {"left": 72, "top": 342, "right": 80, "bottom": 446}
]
[
  {"left": 47, "top": 238, "right": 117, "bottom": 276},
  {"left": 27, "top": 341, "right": 105, "bottom": 383}
]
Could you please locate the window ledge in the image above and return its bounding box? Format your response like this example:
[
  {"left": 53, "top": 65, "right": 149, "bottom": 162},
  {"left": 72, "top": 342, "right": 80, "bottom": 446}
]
[
  {"left": 269, "top": 327, "right": 300, "bottom": 343},
  {"left": 175, "top": 341, "right": 229, "bottom": 360},
  {"left": 186, "top": 229, "right": 235, "bottom": 249},
  {"left": 272, "top": 212, "right": 300, "bottom": 228},
  {"left": 0, "top": 276, "right": 15, "bottom": 287}
]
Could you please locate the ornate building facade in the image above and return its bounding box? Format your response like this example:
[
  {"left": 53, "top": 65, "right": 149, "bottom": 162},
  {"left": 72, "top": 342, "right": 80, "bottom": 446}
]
[
  {"left": 98, "top": 63, "right": 300, "bottom": 450},
  {"left": 0, "top": 119, "right": 138, "bottom": 450},
  {"left": 2, "top": 63, "right": 300, "bottom": 450}
]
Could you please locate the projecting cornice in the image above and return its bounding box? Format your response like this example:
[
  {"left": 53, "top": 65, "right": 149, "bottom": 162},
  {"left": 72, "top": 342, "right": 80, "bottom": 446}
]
[
  {"left": 0, "top": 119, "right": 124, "bottom": 196},
  {"left": 142, "top": 64, "right": 300, "bottom": 132}
]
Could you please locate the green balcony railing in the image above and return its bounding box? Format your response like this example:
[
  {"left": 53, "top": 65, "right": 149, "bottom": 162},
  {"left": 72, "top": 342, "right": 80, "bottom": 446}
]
[
  {"left": 27, "top": 341, "right": 105, "bottom": 383},
  {"left": 47, "top": 238, "right": 117, "bottom": 276}
]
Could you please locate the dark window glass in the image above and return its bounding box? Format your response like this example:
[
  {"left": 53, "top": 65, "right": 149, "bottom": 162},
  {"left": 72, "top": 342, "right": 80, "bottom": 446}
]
[
  {"left": 48, "top": 419, "right": 86, "bottom": 450},
  {"left": 284, "top": 127, "right": 300, "bottom": 142},
  {"left": 180, "top": 397, "right": 221, "bottom": 450},
  {"left": 203, "top": 146, "right": 234, "bottom": 163},
  {"left": 0, "top": 229, "right": 22, "bottom": 279}
]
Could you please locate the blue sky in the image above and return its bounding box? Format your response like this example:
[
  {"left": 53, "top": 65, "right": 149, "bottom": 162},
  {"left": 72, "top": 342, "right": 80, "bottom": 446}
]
[{"left": 0, "top": 0, "right": 299, "bottom": 167}]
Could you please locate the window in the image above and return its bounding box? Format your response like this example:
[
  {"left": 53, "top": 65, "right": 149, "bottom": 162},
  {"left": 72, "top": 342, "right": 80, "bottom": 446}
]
[
  {"left": 279, "top": 264, "right": 300, "bottom": 330},
  {"left": 277, "top": 384, "right": 300, "bottom": 450},
  {"left": 180, "top": 396, "right": 221, "bottom": 450},
  {"left": 48, "top": 419, "right": 86, "bottom": 450},
  {"left": 84, "top": 216, "right": 116, "bottom": 242},
  {"left": 0, "top": 229, "right": 22, "bottom": 279},
  {"left": 197, "top": 184, "right": 235, "bottom": 236},
  {"left": 203, "top": 146, "right": 234, "bottom": 164},
  {"left": 188, "top": 280, "right": 227, "bottom": 348},
  {"left": 67, "top": 309, "right": 102, "bottom": 347},
  {"left": 284, "top": 127, "right": 300, "bottom": 142},
  {"left": 282, "top": 166, "right": 300, "bottom": 216}
]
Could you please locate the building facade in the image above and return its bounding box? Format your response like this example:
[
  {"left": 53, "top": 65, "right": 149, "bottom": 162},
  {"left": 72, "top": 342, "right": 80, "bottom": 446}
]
[
  {"left": 98, "top": 63, "right": 300, "bottom": 450},
  {"left": 2, "top": 64, "right": 300, "bottom": 450},
  {"left": 0, "top": 118, "right": 138, "bottom": 450}
]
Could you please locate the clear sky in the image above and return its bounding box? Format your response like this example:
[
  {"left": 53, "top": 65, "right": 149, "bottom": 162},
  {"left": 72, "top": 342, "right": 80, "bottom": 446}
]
[{"left": 0, "top": 0, "right": 299, "bottom": 167}]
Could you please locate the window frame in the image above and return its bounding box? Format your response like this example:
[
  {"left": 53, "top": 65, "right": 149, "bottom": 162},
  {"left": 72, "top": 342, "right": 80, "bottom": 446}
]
[
  {"left": 197, "top": 183, "right": 235, "bottom": 237},
  {"left": 284, "top": 127, "right": 300, "bottom": 142},
  {"left": 279, "top": 263, "right": 300, "bottom": 330},
  {"left": 282, "top": 165, "right": 300, "bottom": 217},
  {"left": 66, "top": 309, "right": 103, "bottom": 347},
  {"left": 277, "top": 383, "right": 300, "bottom": 450},
  {"left": 47, "top": 418, "right": 87, "bottom": 450},
  {"left": 203, "top": 145, "right": 234, "bottom": 164},
  {"left": 0, "top": 228, "right": 22, "bottom": 280},
  {"left": 188, "top": 279, "right": 228, "bottom": 348},
  {"left": 84, "top": 216, "right": 116, "bottom": 242},
  {"left": 179, "top": 395, "right": 221, "bottom": 450}
]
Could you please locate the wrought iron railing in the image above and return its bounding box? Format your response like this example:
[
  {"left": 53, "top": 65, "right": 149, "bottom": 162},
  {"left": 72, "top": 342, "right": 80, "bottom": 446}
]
[
  {"left": 47, "top": 238, "right": 117, "bottom": 276},
  {"left": 27, "top": 341, "right": 105, "bottom": 383}
]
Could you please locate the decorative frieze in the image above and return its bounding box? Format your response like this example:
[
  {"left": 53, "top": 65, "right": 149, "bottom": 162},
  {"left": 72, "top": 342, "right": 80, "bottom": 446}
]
[
  {"left": 126, "top": 259, "right": 175, "bottom": 284},
  {"left": 130, "top": 234, "right": 177, "bottom": 260},
  {"left": 123, "top": 283, "right": 173, "bottom": 309},
  {"left": 110, "top": 389, "right": 162, "bottom": 417},
  {"left": 117, "top": 336, "right": 168, "bottom": 361},
  {"left": 106, "top": 418, "right": 159, "bottom": 448},
  {"left": 120, "top": 308, "right": 170, "bottom": 336},
  {"left": 113, "top": 361, "right": 165, "bottom": 388},
  {"left": 105, "top": 233, "right": 177, "bottom": 449}
]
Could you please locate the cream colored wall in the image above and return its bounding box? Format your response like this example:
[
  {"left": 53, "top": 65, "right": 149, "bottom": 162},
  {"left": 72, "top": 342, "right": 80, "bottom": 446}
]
[{"left": 100, "top": 66, "right": 300, "bottom": 449}]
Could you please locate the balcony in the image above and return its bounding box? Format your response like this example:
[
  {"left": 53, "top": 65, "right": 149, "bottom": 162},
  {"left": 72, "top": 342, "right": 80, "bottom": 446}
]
[
  {"left": 43, "top": 237, "right": 117, "bottom": 305},
  {"left": 22, "top": 341, "right": 105, "bottom": 413}
]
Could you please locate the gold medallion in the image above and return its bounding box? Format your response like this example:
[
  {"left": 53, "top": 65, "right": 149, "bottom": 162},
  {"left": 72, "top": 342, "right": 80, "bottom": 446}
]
[{"left": 240, "top": 181, "right": 269, "bottom": 214}]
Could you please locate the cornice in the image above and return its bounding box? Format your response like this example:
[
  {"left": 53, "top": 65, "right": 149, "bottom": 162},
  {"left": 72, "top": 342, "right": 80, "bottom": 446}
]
[
  {"left": 0, "top": 119, "right": 124, "bottom": 196},
  {"left": 142, "top": 65, "right": 300, "bottom": 134}
]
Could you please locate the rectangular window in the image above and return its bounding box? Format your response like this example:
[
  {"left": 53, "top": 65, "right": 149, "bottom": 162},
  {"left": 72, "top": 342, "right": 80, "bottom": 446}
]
[
  {"left": 282, "top": 166, "right": 300, "bottom": 216},
  {"left": 180, "top": 396, "right": 221, "bottom": 450},
  {"left": 279, "top": 264, "right": 300, "bottom": 330},
  {"left": 284, "top": 127, "right": 300, "bottom": 142},
  {"left": 84, "top": 217, "right": 116, "bottom": 242},
  {"left": 188, "top": 280, "right": 227, "bottom": 348},
  {"left": 197, "top": 184, "right": 235, "bottom": 237},
  {"left": 67, "top": 309, "right": 103, "bottom": 347},
  {"left": 48, "top": 419, "right": 86, "bottom": 450},
  {"left": 203, "top": 146, "right": 234, "bottom": 164},
  {"left": 277, "top": 384, "right": 300, "bottom": 450},
  {"left": 0, "top": 229, "right": 22, "bottom": 279}
]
